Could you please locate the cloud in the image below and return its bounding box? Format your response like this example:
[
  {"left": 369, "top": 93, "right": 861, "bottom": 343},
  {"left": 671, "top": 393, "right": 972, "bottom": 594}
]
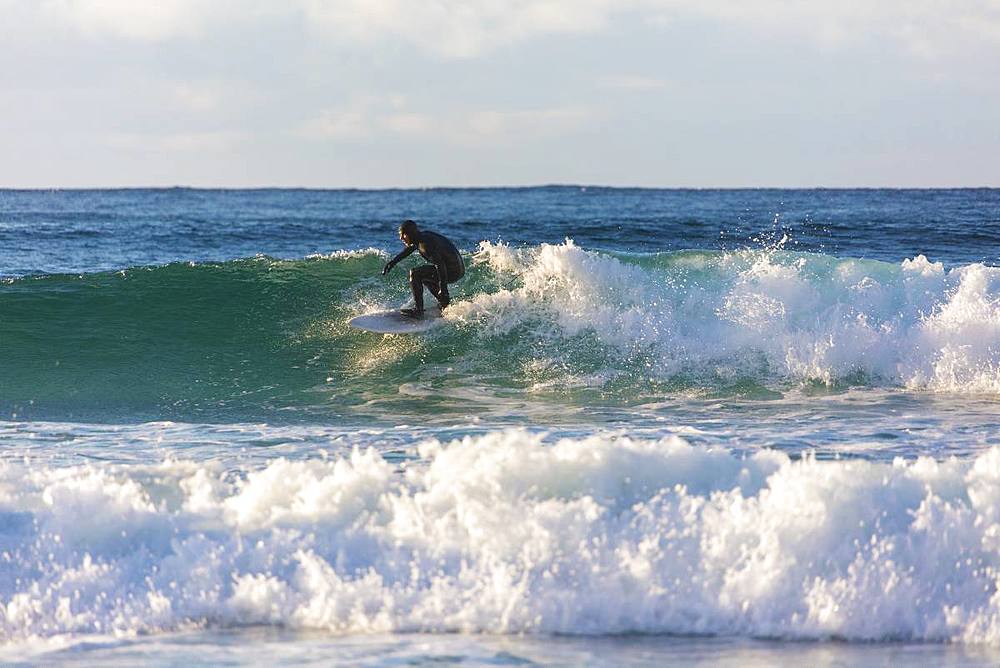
[
  {"left": 649, "top": 0, "right": 1000, "bottom": 58},
  {"left": 297, "top": 96, "right": 596, "bottom": 145},
  {"left": 295, "top": 95, "right": 432, "bottom": 141},
  {"left": 105, "top": 130, "right": 245, "bottom": 152},
  {"left": 599, "top": 75, "right": 667, "bottom": 92},
  {"left": 382, "top": 113, "right": 432, "bottom": 135},
  {"left": 299, "top": 0, "right": 617, "bottom": 58},
  {"left": 297, "top": 108, "right": 370, "bottom": 141},
  {"left": 464, "top": 106, "right": 596, "bottom": 141},
  {"left": 40, "top": 0, "right": 215, "bottom": 40},
  {"left": 170, "top": 83, "right": 226, "bottom": 113},
  {"left": 36, "top": 0, "right": 286, "bottom": 41},
  {"left": 30, "top": 0, "right": 617, "bottom": 53},
  {"left": 23, "top": 0, "right": 1000, "bottom": 61}
]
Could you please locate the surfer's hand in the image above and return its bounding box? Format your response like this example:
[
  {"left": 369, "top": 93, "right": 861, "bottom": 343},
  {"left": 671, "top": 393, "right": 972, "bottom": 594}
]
[
  {"left": 439, "top": 290, "right": 450, "bottom": 308},
  {"left": 381, "top": 261, "right": 394, "bottom": 276}
]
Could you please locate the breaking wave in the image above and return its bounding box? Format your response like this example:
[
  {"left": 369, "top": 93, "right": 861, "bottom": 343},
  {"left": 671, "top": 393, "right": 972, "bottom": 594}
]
[
  {"left": 1, "top": 242, "right": 998, "bottom": 421},
  {"left": 458, "top": 240, "right": 1000, "bottom": 393},
  {"left": 3, "top": 429, "right": 1000, "bottom": 648}
]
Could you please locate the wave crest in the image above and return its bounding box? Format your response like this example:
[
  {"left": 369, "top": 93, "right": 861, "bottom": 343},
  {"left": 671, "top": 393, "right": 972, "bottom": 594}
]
[{"left": 452, "top": 241, "right": 1000, "bottom": 393}]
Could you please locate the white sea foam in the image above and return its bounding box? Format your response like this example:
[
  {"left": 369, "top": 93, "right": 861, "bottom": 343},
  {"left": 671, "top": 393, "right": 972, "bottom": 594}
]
[
  {"left": 3, "top": 429, "right": 1000, "bottom": 649},
  {"left": 449, "top": 241, "right": 1000, "bottom": 393},
  {"left": 306, "top": 247, "right": 387, "bottom": 260}
]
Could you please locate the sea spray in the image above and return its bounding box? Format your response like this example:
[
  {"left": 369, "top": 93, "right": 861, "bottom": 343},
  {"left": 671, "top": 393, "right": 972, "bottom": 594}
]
[
  {"left": 456, "top": 241, "right": 1000, "bottom": 392},
  {"left": 3, "top": 429, "right": 1000, "bottom": 647}
]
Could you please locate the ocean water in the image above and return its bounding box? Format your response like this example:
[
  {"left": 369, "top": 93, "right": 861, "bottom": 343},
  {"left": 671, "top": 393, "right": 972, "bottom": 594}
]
[{"left": 1, "top": 187, "right": 999, "bottom": 665}]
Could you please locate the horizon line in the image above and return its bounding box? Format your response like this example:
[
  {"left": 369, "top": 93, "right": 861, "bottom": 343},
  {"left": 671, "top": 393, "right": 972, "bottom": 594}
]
[{"left": 2, "top": 183, "right": 999, "bottom": 192}]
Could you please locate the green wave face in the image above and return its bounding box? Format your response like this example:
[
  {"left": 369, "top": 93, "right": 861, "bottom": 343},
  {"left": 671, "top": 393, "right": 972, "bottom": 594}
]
[
  {"left": 1, "top": 253, "right": 383, "bottom": 423},
  {"left": 1, "top": 243, "right": 998, "bottom": 424}
]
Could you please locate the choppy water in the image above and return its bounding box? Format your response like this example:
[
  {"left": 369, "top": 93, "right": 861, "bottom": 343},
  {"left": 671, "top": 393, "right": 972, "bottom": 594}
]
[{"left": 1, "top": 187, "right": 999, "bottom": 665}]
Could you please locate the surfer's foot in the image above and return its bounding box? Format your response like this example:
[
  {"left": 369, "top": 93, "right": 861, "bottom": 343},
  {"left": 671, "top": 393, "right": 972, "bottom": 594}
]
[{"left": 400, "top": 307, "right": 423, "bottom": 318}]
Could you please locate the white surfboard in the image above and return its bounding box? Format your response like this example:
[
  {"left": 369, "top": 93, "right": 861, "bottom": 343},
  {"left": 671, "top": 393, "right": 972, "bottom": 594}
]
[{"left": 348, "top": 307, "right": 444, "bottom": 334}]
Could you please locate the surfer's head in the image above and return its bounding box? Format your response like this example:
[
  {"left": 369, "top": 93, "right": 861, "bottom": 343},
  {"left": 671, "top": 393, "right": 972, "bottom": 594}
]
[{"left": 399, "top": 220, "right": 419, "bottom": 245}]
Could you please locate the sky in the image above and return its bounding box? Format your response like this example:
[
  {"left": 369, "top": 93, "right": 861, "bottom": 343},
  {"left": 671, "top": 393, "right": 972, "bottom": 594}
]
[{"left": 1, "top": 0, "right": 999, "bottom": 188}]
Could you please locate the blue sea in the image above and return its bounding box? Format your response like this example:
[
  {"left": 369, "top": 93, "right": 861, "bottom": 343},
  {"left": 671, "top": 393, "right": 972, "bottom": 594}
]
[{"left": 1, "top": 187, "right": 999, "bottom": 665}]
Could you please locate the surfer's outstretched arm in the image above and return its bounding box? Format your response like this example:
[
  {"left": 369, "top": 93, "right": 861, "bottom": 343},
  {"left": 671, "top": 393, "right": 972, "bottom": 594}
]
[{"left": 383, "top": 245, "right": 415, "bottom": 275}]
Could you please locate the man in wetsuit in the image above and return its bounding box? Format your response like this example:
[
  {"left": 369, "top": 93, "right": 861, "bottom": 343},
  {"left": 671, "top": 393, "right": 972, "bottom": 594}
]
[{"left": 382, "top": 220, "right": 465, "bottom": 317}]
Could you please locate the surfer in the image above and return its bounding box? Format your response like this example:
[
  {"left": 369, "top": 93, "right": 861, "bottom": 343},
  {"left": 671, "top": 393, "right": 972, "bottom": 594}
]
[{"left": 382, "top": 220, "right": 465, "bottom": 317}]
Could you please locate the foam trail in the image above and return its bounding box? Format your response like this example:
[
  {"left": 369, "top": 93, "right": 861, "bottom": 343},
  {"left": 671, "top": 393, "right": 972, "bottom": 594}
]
[{"left": 3, "top": 430, "right": 1000, "bottom": 650}]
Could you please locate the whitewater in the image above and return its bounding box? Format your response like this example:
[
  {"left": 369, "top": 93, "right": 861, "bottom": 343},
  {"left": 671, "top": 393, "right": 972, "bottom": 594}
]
[{"left": 1, "top": 187, "right": 999, "bottom": 665}]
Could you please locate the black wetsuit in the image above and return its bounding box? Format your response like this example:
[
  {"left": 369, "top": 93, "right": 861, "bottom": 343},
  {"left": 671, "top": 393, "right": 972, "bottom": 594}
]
[{"left": 386, "top": 231, "right": 465, "bottom": 311}]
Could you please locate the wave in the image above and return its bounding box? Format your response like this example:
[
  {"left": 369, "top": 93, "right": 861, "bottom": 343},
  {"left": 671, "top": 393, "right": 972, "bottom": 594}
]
[
  {"left": 2, "top": 428, "right": 1000, "bottom": 647},
  {"left": 469, "top": 240, "right": 1000, "bottom": 391},
  {"left": 1, "top": 243, "right": 998, "bottom": 421}
]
